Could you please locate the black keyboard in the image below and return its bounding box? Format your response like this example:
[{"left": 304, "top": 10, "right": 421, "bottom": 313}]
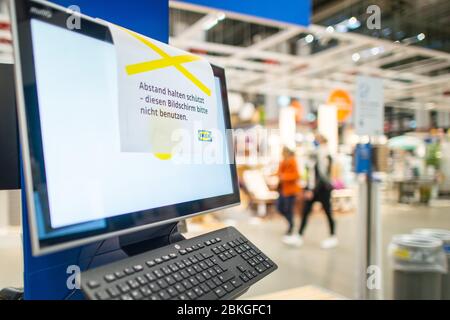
[{"left": 81, "top": 227, "right": 277, "bottom": 300}]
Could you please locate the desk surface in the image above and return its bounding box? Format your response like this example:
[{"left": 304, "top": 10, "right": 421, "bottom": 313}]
[{"left": 246, "top": 285, "right": 346, "bottom": 300}]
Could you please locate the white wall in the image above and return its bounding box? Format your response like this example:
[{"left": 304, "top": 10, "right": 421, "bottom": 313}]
[{"left": 0, "top": 191, "right": 9, "bottom": 231}]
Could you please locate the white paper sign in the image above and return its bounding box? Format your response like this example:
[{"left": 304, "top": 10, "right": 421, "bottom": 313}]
[
  {"left": 108, "top": 24, "right": 218, "bottom": 159},
  {"left": 355, "top": 76, "right": 384, "bottom": 136}
]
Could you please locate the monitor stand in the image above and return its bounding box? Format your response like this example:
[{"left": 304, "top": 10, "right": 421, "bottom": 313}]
[{"left": 84, "top": 222, "right": 186, "bottom": 270}]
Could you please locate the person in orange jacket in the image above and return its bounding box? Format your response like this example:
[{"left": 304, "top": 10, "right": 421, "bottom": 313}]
[{"left": 277, "top": 147, "right": 301, "bottom": 242}]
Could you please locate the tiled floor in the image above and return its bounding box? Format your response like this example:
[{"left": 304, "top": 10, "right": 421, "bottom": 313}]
[
  {"left": 219, "top": 202, "right": 450, "bottom": 299},
  {"left": 0, "top": 202, "right": 449, "bottom": 299}
]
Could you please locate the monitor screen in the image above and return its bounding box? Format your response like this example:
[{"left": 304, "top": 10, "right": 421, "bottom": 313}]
[{"left": 12, "top": 0, "right": 239, "bottom": 255}]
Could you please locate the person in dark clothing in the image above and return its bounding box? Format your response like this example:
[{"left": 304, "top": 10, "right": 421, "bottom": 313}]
[{"left": 298, "top": 135, "right": 338, "bottom": 249}]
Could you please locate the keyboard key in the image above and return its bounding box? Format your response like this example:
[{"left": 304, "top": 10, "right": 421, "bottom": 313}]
[
  {"left": 165, "top": 276, "right": 176, "bottom": 286},
  {"left": 179, "top": 294, "right": 188, "bottom": 300},
  {"left": 187, "top": 267, "right": 196, "bottom": 276},
  {"left": 172, "top": 273, "right": 182, "bottom": 282},
  {"left": 255, "top": 264, "right": 266, "bottom": 273},
  {"left": 148, "top": 282, "right": 160, "bottom": 292},
  {"left": 167, "top": 287, "right": 177, "bottom": 297},
  {"left": 192, "top": 245, "right": 199, "bottom": 251},
  {"left": 193, "top": 265, "right": 202, "bottom": 273},
  {"left": 127, "top": 279, "right": 139, "bottom": 289},
  {"left": 193, "top": 287, "right": 204, "bottom": 297},
  {"left": 214, "top": 287, "right": 226, "bottom": 298},
  {"left": 206, "top": 280, "right": 216, "bottom": 289},
  {"left": 169, "top": 253, "right": 177, "bottom": 259},
  {"left": 162, "top": 255, "right": 170, "bottom": 261},
  {"left": 180, "top": 270, "right": 190, "bottom": 279},
  {"left": 154, "top": 258, "right": 163, "bottom": 264},
  {"left": 186, "top": 247, "right": 193, "bottom": 253},
  {"left": 175, "top": 283, "right": 185, "bottom": 293},
  {"left": 114, "top": 271, "right": 125, "bottom": 279},
  {"left": 179, "top": 250, "right": 187, "bottom": 255},
  {"left": 190, "top": 257, "right": 199, "bottom": 264},
  {"left": 157, "top": 279, "right": 168, "bottom": 289},
  {"left": 218, "top": 271, "right": 234, "bottom": 283},
  {"left": 145, "top": 273, "right": 156, "bottom": 282},
  {"left": 189, "top": 277, "right": 200, "bottom": 286},
  {"left": 212, "top": 277, "right": 222, "bottom": 287},
  {"left": 231, "top": 279, "right": 243, "bottom": 288},
  {"left": 87, "top": 280, "right": 100, "bottom": 289},
  {"left": 149, "top": 294, "right": 160, "bottom": 301},
  {"left": 107, "top": 287, "right": 120, "bottom": 298},
  {"left": 195, "top": 254, "right": 204, "bottom": 261},
  {"left": 195, "top": 274, "right": 206, "bottom": 283},
  {"left": 182, "top": 280, "right": 193, "bottom": 290},
  {"left": 202, "top": 252, "right": 213, "bottom": 259},
  {"left": 205, "top": 240, "right": 212, "bottom": 246},
  {"left": 153, "top": 270, "right": 164, "bottom": 278},
  {"left": 240, "top": 274, "right": 249, "bottom": 282},
  {"left": 140, "top": 287, "right": 152, "bottom": 297},
  {"left": 200, "top": 283, "right": 210, "bottom": 293},
  {"left": 186, "top": 290, "right": 196, "bottom": 300},
  {"left": 237, "top": 265, "right": 247, "bottom": 272},
  {"left": 169, "top": 264, "right": 179, "bottom": 272},
  {"left": 158, "top": 290, "right": 169, "bottom": 300},
  {"left": 95, "top": 290, "right": 110, "bottom": 300},
  {"left": 136, "top": 276, "right": 148, "bottom": 285},
  {"left": 162, "top": 267, "right": 171, "bottom": 275},
  {"left": 216, "top": 238, "right": 222, "bottom": 243},
  {"left": 131, "top": 290, "right": 143, "bottom": 300},
  {"left": 121, "top": 294, "right": 133, "bottom": 301},
  {"left": 104, "top": 274, "right": 116, "bottom": 283},
  {"left": 118, "top": 283, "right": 131, "bottom": 293},
  {"left": 133, "top": 265, "right": 144, "bottom": 272},
  {"left": 222, "top": 283, "right": 233, "bottom": 293},
  {"left": 146, "top": 260, "right": 155, "bottom": 267},
  {"left": 124, "top": 268, "right": 134, "bottom": 275},
  {"left": 208, "top": 269, "right": 217, "bottom": 277}
]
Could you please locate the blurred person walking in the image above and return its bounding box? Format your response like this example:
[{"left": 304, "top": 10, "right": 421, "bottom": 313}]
[
  {"left": 299, "top": 135, "right": 337, "bottom": 249},
  {"left": 277, "top": 147, "right": 301, "bottom": 244}
]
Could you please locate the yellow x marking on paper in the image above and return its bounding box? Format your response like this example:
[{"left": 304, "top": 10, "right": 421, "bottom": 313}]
[{"left": 123, "top": 29, "right": 211, "bottom": 96}]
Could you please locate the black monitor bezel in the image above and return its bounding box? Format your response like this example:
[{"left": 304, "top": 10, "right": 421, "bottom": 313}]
[{"left": 12, "top": 0, "right": 240, "bottom": 255}]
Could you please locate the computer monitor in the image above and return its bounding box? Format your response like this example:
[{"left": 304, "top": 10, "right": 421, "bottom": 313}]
[{"left": 11, "top": 0, "right": 240, "bottom": 256}]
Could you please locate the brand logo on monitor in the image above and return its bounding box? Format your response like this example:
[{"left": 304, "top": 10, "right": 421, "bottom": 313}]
[
  {"left": 198, "top": 130, "right": 213, "bottom": 142},
  {"left": 30, "top": 7, "right": 53, "bottom": 19}
]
